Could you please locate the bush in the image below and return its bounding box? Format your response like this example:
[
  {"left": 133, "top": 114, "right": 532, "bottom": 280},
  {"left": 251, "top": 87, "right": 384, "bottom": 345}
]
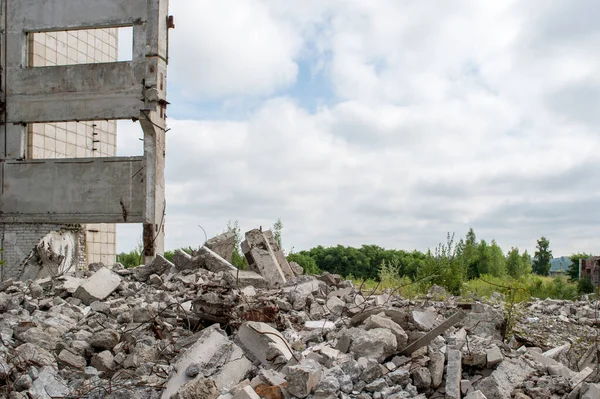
[
  {"left": 116, "top": 249, "right": 143, "bottom": 269},
  {"left": 578, "top": 276, "right": 595, "bottom": 295},
  {"left": 287, "top": 253, "right": 320, "bottom": 275}
]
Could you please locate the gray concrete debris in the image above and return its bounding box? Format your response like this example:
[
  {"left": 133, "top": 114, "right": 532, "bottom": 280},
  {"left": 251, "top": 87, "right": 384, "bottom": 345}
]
[
  {"left": 464, "top": 391, "right": 488, "bottom": 399},
  {"left": 205, "top": 232, "right": 236, "bottom": 263},
  {"left": 242, "top": 229, "right": 288, "bottom": 286},
  {"left": 363, "top": 314, "right": 408, "bottom": 350},
  {"left": 445, "top": 349, "right": 462, "bottom": 399},
  {"left": 486, "top": 346, "right": 503, "bottom": 368},
  {"left": 412, "top": 309, "right": 438, "bottom": 331},
  {"left": 237, "top": 321, "right": 293, "bottom": 367},
  {"left": 349, "top": 328, "right": 397, "bottom": 362},
  {"left": 73, "top": 266, "right": 121, "bottom": 305},
  {"left": 286, "top": 359, "right": 323, "bottom": 398},
  {"left": 475, "top": 358, "right": 535, "bottom": 399},
  {"left": 29, "top": 366, "right": 70, "bottom": 399},
  {"left": 0, "top": 233, "right": 595, "bottom": 399},
  {"left": 289, "top": 261, "right": 304, "bottom": 276},
  {"left": 195, "top": 246, "right": 238, "bottom": 273}
]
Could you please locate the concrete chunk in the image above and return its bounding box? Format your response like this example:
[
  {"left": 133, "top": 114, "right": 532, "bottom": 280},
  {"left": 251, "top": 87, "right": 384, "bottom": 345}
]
[
  {"left": 475, "top": 358, "right": 535, "bottom": 399},
  {"left": 401, "top": 310, "right": 465, "bottom": 355},
  {"left": 162, "top": 325, "right": 244, "bottom": 399},
  {"left": 73, "top": 267, "right": 121, "bottom": 305},
  {"left": 237, "top": 321, "right": 293, "bottom": 367},
  {"left": 412, "top": 309, "right": 437, "bottom": 331},
  {"left": 196, "top": 246, "right": 238, "bottom": 273},
  {"left": 465, "top": 391, "right": 488, "bottom": 399},
  {"left": 29, "top": 366, "right": 69, "bottom": 399},
  {"left": 285, "top": 359, "right": 323, "bottom": 398},
  {"left": 242, "top": 229, "right": 288, "bottom": 286},
  {"left": 445, "top": 349, "right": 462, "bottom": 399},
  {"left": 486, "top": 346, "right": 503, "bottom": 368},
  {"left": 231, "top": 385, "right": 261, "bottom": 399},
  {"left": 205, "top": 232, "right": 236, "bottom": 263},
  {"left": 247, "top": 247, "right": 287, "bottom": 286}
]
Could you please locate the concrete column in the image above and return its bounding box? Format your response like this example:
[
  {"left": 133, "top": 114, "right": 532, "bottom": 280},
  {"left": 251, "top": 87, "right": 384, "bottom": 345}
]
[{"left": 140, "top": 110, "right": 166, "bottom": 264}]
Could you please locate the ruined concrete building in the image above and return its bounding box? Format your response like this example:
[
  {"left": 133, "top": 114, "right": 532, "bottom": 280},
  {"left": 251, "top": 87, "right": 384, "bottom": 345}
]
[
  {"left": 0, "top": 0, "right": 172, "bottom": 280},
  {"left": 580, "top": 256, "right": 600, "bottom": 286}
]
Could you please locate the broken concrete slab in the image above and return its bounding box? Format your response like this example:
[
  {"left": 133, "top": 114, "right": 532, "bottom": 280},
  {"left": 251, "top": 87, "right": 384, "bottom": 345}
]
[
  {"left": 445, "top": 349, "right": 462, "bottom": 399},
  {"left": 289, "top": 261, "right": 304, "bottom": 276},
  {"left": 486, "top": 346, "right": 503, "bottom": 368},
  {"left": 363, "top": 314, "right": 408, "bottom": 350},
  {"left": 349, "top": 328, "right": 397, "bottom": 362},
  {"left": 228, "top": 270, "right": 269, "bottom": 289},
  {"left": 242, "top": 229, "right": 289, "bottom": 286},
  {"left": 412, "top": 309, "right": 438, "bottom": 331},
  {"left": 205, "top": 232, "right": 236, "bottom": 263},
  {"left": 73, "top": 267, "right": 121, "bottom": 305},
  {"left": 464, "top": 391, "right": 488, "bottom": 399},
  {"left": 237, "top": 322, "right": 293, "bottom": 368},
  {"left": 134, "top": 255, "right": 174, "bottom": 281},
  {"left": 401, "top": 310, "right": 465, "bottom": 355},
  {"left": 29, "top": 366, "right": 70, "bottom": 399},
  {"left": 263, "top": 230, "right": 295, "bottom": 280},
  {"left": 162, "top": 325, "right": 234, "bottom": 399},
  {"left": 285, "top": 359, "right": 323, "bottom": 398},
  {"left": 196, "top": 246, "right": 238, "bottom": 273},
  {"left": 475, "top": 358, "right": 535, "bottom": 399},
  {"left": 246, "top": 247, "right": 287, "bottom": 287},
  {"left": 231, "top": 385, "right": 261, "bottom": 399}
]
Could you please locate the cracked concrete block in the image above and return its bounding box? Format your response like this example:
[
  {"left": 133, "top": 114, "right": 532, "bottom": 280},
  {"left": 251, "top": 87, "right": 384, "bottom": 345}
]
[
  {"left": 196, "top": 246, "right": 238, "bottom": 273},
  {"left": 486, "top": 346, "right": 503, "bottom": 368},
  {"left": 285, "top": 359, "right": 323, "bottom": 398},
  {"left": 29, "top": 366, "right": 69, "bottom": 399},
  {"left": 428, "top": 350, "right": 444, "bottom": 388},
  {"left": 412, "top": 309, "right": 437, "bottom": 331},
  {"left": 231, "top": 385, "right": 261, "bottom": 399},
  {"left": 464, "top": 391, "right": 488, "bottom": 399},
  {"left": 237, "top": 322, "right": 293, "bottom": 368},
  {"left": 445, "top": 349, "right": 462, "bottom": 399},
  {"left": 263, "top": 230, "right": 295, "bottom": 280},
  {"left": 227, "top": 270, "right": 269, "bottom": 289},
  {"left": 73, "top": 267, "right": 121, "bottom": 305},
  {"left": 349, "top": 328, "right": 397, "bottom": 362},
  {"left": 363, "top": 314, "right": 408, "bottom": 350},
  {"left": 247, "top": 247, "right": 287, "bottom": 287},
  {"left": 162, "top": 325, "right": 249, "bottom": 399},
  {"left": 205, "top": 232, "right": 236, "bottom": 263},
  {"left": 475, "top": 358, "right": 535, "bottom": 399}
]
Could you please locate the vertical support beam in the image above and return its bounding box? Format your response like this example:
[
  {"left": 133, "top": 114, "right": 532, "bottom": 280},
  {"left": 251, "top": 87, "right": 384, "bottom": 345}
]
[
  {"left": 1, "top": 0, "right": 28, "bottom": 160},
  {"left": 140, "top": 110, "right": 166, "bottom": 264}
]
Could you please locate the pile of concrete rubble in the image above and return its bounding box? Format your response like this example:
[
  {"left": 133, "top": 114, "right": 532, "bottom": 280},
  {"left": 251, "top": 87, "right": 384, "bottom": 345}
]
[{"left": 0, "top": 228, "right": 599, "bottom": 399}]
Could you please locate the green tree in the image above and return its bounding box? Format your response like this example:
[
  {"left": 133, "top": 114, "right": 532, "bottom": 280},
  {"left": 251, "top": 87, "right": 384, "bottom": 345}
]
[
  {"left": 226, "top": 220, "right": 247, "bottom": 269},
  {"left": 506, "top": 247, "right": 531, "bottom": 278},
  {"left": 521, "top": 250, "right": 532, "bottom": 275},
  {"left": 273, "top": 218, "right": 283, "bottom": 249},
  {"left": 417, "top": 233, "right": 464, "bottom": 295},
  {"left": 287, "top": 253, "right": 320, "bottom": 274},
  {"left": 533, "top": 237, "right": 552, "bottom": 275},
  {"left": 567, "top": 252, "right": 591, "bottom": 281},
  {"left": 459, "top": 228, "right": 480, "bottom": 279},
  {"left": 489, "top": 240, "right": 507, "bottom": 277}
]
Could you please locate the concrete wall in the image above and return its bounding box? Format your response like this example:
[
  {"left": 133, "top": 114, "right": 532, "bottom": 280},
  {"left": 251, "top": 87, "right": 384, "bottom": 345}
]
[
  {"left": 27, "top": 28, "right": 119, "bottom": 266},
  {"left": 1, "top": 224, "right": 85, "bottom": 280},
  {"left": 0, "top": 0, "right": 170, "bottom": 269}
]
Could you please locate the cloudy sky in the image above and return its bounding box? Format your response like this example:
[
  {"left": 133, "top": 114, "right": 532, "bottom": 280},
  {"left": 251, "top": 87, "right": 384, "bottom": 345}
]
[{"left": 117, "top": 0, "right": 600, "bottom": 257}]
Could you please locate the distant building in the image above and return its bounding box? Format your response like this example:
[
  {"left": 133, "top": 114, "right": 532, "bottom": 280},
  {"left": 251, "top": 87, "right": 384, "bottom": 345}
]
[
  {"left": 548, "top": 256, "right": 571, "bottom": 277},
  {"left": 580, "top": 256, "right": 600, "bottom": 286}
]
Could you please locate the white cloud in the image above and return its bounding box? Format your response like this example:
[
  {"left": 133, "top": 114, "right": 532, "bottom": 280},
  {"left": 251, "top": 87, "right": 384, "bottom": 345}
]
[
  {"left": 118, "top": 1, "right": 600, "bottom": 258},
  {"left": 168, "top": 0, "right": 302, "bottom": 99}
]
